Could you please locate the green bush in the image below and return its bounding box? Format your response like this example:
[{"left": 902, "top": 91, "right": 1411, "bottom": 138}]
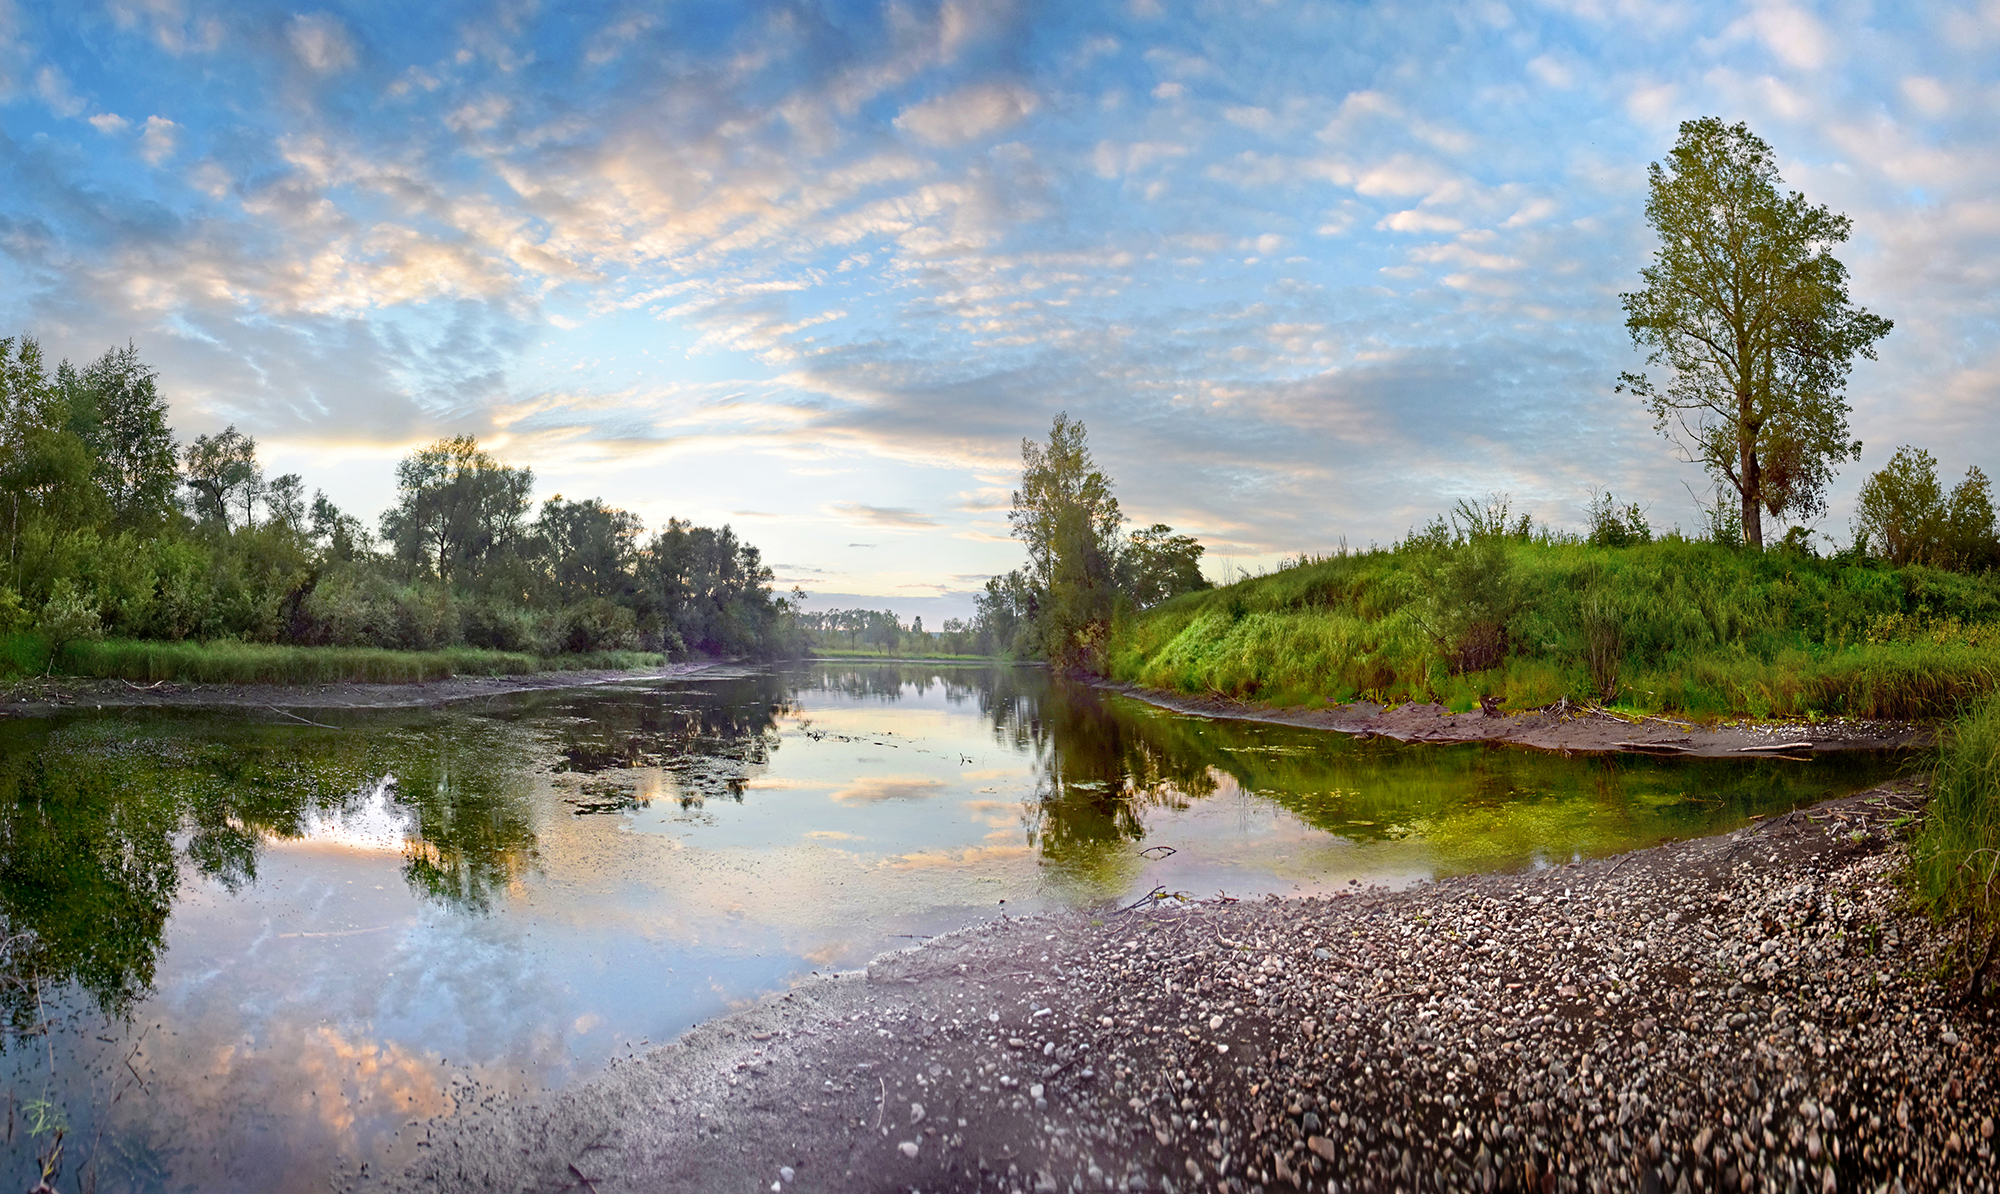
[{"left": 544, "top": 598, "right": 640, "bottom": 654}]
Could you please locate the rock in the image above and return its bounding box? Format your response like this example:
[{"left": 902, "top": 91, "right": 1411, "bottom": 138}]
[
  {"left": 1308, "top": 1136, "right": 1339, "bottom": 1162},
  {"left": 779, "top": 1167, "right": 795, "bottom": 1182},
  {"left": 897, "top": 1141, "right": 919, "bottom": 1159},
  {"left": 909, "top": 1102, "right": 925, "bottom": 1124}
]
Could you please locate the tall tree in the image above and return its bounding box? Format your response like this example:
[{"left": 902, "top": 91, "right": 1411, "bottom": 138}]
[
  {"left": 534, "top": 495, "right": 643, "bottom": 602},
  {"left": 1619, "top": 118, "right": 1892, "bottom": 549},
  {"left": 379, "top": 435, "right": 533, "bottom": 585},
  {"left": 1009, "top": 413, "right": 1123, "bottom": 667},
  {"left": 74, "top": 343, "right": 179, "bottom": 530},
  {"left": 182, "top": 426, "right": 262, "bottom": 530}
]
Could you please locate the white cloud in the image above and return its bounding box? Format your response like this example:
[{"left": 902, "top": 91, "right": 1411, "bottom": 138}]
[
  {"left": 1353, "top": 154, "right": 1456, "bottom": 198},
  {"left": 34, "top": 64, "right": 85, "bottom": 116},
  {"left": 893, "top": 82, "right": 1037, "bottom": 146},
  {"left": 1900, "top": 76, "right": 1950, "bottom": 118},
  {"left": 88, "top": 112, "right": 131, "bottom": 133},
  {"left": 1730, "top": 1, "right": 1834, "bottom": 71},
  {"left": 288, "top": 13, "right": 358, "bottom": 74},
  {"left": 1378, "top": 210, "right": 1466, "bottom": 234},
  {"left": 138, "top": 115, "right": 180, "bottom": 164},
  {"left": 1526, "top": 54, "right": 1573, "bottom": 89}
]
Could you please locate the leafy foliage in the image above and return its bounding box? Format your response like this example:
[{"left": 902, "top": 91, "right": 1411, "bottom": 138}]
[
  {"left": 1001, "top": 414, "right": 1210, "bottom": 667},
  {"left": 1619, "top": 118, "right": 1891, "bottom": 550},
  {"left": 1853, "top": 446, "right": 1999, "bottom": 570},
  {"left": 0, "top": 333, "right": 802, "bottom": 672}
]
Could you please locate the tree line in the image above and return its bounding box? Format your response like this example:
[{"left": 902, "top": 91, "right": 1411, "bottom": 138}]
[{"left": 0, "top": 336, "right": 798, "bottom": 659}]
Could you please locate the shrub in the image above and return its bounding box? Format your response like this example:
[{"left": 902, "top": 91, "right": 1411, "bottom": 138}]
[{"left": 544, "top": 598, "right": 639, "bottom": 654}]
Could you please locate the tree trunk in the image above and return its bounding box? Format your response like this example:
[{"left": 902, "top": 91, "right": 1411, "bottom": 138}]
[{"left": 1738, "top": 387, "right": 1764, "bottom": 551}]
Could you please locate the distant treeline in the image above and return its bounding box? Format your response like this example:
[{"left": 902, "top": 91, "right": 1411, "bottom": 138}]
[
  {"left": 795, "top": 608, "right": 996, "bottom": 657},
  {"left": 0, "top": 336, "right": 799, "bottom": 662}
]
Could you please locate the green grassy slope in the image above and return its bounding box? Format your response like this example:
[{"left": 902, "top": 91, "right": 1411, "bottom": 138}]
[{"left": 1109, "top": 539, "right": 2000, "bottom": 721}]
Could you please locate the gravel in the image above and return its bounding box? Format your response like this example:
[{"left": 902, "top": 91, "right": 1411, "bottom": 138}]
[{"left": 380, "top": 780, "right": 1997, "bottom": 1194}]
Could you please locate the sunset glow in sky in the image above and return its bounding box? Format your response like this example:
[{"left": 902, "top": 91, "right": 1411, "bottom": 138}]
[{"left": 3, "top": 0, "right": 1997, "bottom": 617}]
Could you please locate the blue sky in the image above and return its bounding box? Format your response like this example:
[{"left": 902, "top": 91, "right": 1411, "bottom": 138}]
[{"left": 2, "top": 0, "right": 1996, "bottom": 619}]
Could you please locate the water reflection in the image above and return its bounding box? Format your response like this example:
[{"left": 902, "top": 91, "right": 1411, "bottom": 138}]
[{"left": 0, "top": 663, "right": 1906, "bottom": 1194}]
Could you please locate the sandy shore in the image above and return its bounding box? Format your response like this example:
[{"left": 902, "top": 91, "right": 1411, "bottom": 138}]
[
  {"left": 1106, "top": 683, "right": 1926, "bottom": 759},
  {"left": 375, "top": 780, "right": 1996, "bottom": 1194}
]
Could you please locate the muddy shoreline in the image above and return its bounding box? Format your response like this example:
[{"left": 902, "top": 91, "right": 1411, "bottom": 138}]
[
  {"left": 1103, "top": 681, "right": 1928, "bottom": 759},
  {"left": 378, "top": 780, "right": 1996, "bottom": 1194},
  {"left": 0, "top": 661, "right": 731, "bottom": 718}
]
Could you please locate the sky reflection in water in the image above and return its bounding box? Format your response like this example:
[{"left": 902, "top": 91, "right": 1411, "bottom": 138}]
[{"left": 0, "top": 663, "right": 1904, "bottom": 1191}]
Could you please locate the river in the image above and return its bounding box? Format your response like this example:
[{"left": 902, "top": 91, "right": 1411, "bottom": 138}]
[{"left": 0, "top": 662, "right": 1904, "bottom": 1191}]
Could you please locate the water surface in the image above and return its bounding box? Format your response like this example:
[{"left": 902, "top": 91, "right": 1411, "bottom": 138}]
[{"left": 0, "top": 662, "right": 1904, "bottom": 1191}]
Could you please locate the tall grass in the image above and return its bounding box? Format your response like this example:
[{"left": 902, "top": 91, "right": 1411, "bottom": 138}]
[
  {"left": 1109, "top": 538, "right": 2000, "bottom": 719},
  {"left": 0, "top": 635, "right": 670, "bottom": 685},
  {"left": 1909, "top": 694, "right": 2000, "bottom": 928}
]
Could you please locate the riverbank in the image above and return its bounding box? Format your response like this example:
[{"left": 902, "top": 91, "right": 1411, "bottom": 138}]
[
  {"left": 0, "top": 659, "right": 728, "bottom": 717},
  {"left": 379, "top": 779, "right": 1997, "bottom": 1194},
  {"left": 1108, "top": 681, "right": 1927, "bottom": 757}
]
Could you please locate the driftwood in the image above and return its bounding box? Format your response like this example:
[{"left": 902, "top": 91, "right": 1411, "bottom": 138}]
[{"left": 1737, "top": 741, "right": 1815, "bottom": 752}]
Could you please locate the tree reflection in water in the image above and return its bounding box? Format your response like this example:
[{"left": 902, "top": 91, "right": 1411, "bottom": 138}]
[{"left": 0, "top": 712, "right": 542, "bottom": 1027}]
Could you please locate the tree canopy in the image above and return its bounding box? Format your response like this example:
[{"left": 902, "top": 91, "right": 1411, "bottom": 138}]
[
  {"left": 1002, "top": 413, "right": 1210, "bottom": 666},
  {"left": 1619, "top": 117, "right": 1892, "bottom": 550},
  {"left": 1853, "top": 446, "right": 1998, "bottom": 570}
]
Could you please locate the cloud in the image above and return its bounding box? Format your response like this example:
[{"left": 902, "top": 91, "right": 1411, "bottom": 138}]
[
  {"left": 1378, "top": 210, "right": 1465, "bottom": 234},
  {"left": 288, "top": 13, "right": 358, "bottom": 73},
  {"left": 1900, "top": 76, "right": 1949, "bottom": 118},
  {"left": 829, "top": 775, "right": 947, "bottom": 804},
  {"left": 830, "top": 503, "right": 939, "bottom": 528},
  {"left": 893, "top": 82, "right": 1037, "bottom": 146},
  {"left": 88, "top": 113, "right": 131, "bottom": 133},
  {"left": 137, "top": 115, "right": 179, "bottom": 164},
  {"left": 35, "top": 65, "right": 85, "bottom": 117}
]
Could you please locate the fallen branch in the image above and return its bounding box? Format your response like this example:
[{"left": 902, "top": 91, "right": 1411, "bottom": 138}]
[
  {"left": 1737, "top": 741, "right": 1814, "bottom": 753},
  {"left": 267, "top": 705, "right": 339, "bottom": 730},
  {"left": 1611, "top": 741, "right": 1691, "bottom": 753}
]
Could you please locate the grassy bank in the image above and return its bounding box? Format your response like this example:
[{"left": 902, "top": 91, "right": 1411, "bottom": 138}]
[
  {"left": 1910, "top": 693, "right": 2000, "bottom": 931},
  {"left": 0, "top": 634, "right": 666, "bottom": 685},
  {"left": 1109, "top": 538, "right": 2000, "bottom": 721}
]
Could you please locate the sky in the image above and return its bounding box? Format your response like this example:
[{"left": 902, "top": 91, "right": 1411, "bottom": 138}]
[{"left": 1, "top": 0, "right": 1996, "bottom": 621}]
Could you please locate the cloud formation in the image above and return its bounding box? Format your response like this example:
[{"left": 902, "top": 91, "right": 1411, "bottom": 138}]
[{"left": 0, "top": 0, "right": 1994, "bottom": 614}]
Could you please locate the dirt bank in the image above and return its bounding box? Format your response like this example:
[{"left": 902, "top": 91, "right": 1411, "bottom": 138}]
[
  {"left": 0, "top": 661, "right": 730, "bottom": 718},
  {"left": 376, "top": 780, "right": 1997, "bottom": 1194},
  {"left": 1107, "top": 683, "right": 1927, "bottom": 759}
]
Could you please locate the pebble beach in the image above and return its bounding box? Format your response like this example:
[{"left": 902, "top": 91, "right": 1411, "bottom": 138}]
[{"left": 386, "top": 780, "right": 1997, "bottom": 1194}]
